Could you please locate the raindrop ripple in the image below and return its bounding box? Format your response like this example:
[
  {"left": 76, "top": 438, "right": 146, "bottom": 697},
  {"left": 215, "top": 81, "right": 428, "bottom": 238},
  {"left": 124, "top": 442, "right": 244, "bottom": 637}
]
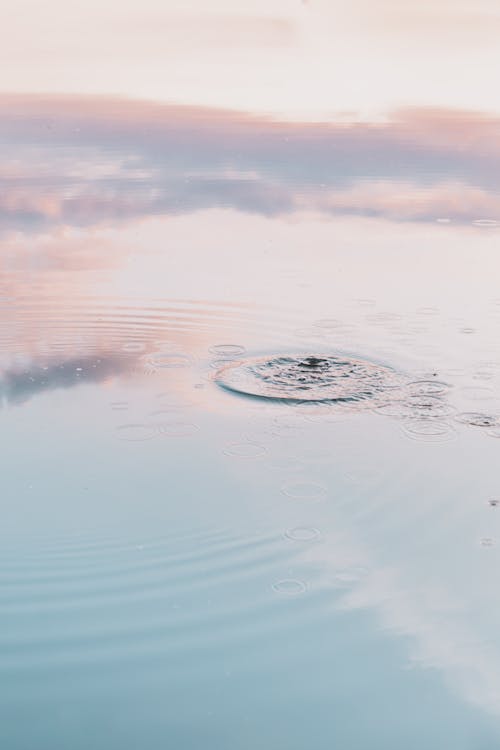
[{"left": 215, "top": 353, "right": 405, "bottom": 404}]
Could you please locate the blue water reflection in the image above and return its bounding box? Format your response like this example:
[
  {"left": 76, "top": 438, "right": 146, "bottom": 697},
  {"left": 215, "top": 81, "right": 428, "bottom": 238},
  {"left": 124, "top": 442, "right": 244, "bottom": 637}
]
[{"left": 2, "top": 95, "right": 500, "bottom": 749}]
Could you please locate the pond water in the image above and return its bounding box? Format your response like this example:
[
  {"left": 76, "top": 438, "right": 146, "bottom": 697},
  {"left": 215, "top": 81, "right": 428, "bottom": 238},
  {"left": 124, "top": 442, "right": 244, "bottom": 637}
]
[{"left": 3, "top": 4, "right": 500, "bottom": 748}]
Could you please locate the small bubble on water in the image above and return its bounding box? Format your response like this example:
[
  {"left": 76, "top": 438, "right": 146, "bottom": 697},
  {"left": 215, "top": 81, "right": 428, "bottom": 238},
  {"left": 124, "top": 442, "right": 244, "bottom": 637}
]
[
  {"left": 272, "top": 579, "right": 307, "bottom": 595},
  {"left": 488, "top": 498, "right": 500, "bottom": 507},
  {"left": 285, "top": 527, "right": 321, "bottom": 542}
]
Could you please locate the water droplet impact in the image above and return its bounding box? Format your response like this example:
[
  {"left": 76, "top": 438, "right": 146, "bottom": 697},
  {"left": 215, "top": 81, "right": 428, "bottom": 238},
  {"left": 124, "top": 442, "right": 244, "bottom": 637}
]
[
  {"left": 223, "top": 442, "right": 266, "bottom": 458},
  {"left": 116, "top": 423, "right": 157, "bottom": 441},
  {"left": 488, "top": 498, "right": 500, "bottom": 507},
  {"left": 406, "top": 380, "right": 450, "bottom": 396},
  {"left": 209, "top": 344, "right": 246, "bottom": 357},
  {"left": 215, "top": 353, "right": 404, "bottom": 404},
  {"left": 148, "top": 352, "right": 193, "bottom": 368},
  {"left": 455, "top": 412, "right": 500, "bottom": 428},
  {"left": 401, "top": 419, "right": 457, "bottom": 443},
  {"left": 272, "top": 579, "right": 307, "bottom": 595},
  {"left": 285, "top": 527, "right": 321, "bottom": 542},
  {"left": 375, "top": 396, "right": 453, "bottom": 419},
  {"left": 281, "top": 480, "right": 327, "bottom": 500}
]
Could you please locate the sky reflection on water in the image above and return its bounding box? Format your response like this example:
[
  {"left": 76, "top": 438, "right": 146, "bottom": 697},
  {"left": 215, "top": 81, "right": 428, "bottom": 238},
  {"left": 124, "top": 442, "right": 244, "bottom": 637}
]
[{"left": 2, "top": 3, "right": 500, "bottom": 748}]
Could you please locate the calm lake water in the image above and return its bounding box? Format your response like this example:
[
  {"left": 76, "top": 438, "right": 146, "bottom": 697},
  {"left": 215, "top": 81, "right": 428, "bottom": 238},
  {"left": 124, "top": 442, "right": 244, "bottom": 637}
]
[{"left": 2, "top": 7, "right": 500, "bottom": 746}]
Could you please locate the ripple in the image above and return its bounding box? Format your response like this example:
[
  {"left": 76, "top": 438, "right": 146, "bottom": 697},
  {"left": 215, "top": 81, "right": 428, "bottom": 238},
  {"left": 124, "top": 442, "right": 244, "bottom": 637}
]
[
  {"left": 281, "top": 480, "right": 327, "bottom": 500},
  {"left": 272, "top": 579, "right": 307, "bottom": 596},
  {"left": 401, "top": 419, "right": 457, "bottom": 443},
  {"left": 405, "top": 380, "right": 450, "bottom": 396},
  {"left": 147, "top": 352, "right": 193, "bottom": 369},
  {"left": 209, "top": 344, "right": 246, "bottom": 357},
  {"left": 455, "top": 412, "right": 500, "bottom": 428},
  {"left": 215, "top": 353, "right": 405, "bottom": 404},
  {"left": 223, "top": 442, "right": 266, "bottom": 458},
  {"left": 375, "top": 396, "right": 454, "bottom": 419},
  {"left": 284, "top": 527, "right": 321, "bottom": 542}
]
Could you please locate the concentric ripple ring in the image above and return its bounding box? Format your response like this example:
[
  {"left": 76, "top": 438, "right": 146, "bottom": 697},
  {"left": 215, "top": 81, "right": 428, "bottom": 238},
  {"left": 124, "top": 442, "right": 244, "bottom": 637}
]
[{"left": 215, "top": 353, "right": 405, "bottom": 404}]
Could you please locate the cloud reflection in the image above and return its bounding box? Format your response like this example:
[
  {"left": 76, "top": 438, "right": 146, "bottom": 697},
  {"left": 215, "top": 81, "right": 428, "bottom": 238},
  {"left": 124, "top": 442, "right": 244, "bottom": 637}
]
[
  {"left": 0, "top": 354, "right": 131, "bottom": 407},
  {"left": 1, "top": 95, "right": 500, "bottom": 232}
]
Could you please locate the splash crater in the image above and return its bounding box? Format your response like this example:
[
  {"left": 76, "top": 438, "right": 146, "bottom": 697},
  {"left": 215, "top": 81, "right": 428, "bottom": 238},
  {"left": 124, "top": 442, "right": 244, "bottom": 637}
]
[{"left": 215, "top": 353, "right": 405, "bottom": 405}]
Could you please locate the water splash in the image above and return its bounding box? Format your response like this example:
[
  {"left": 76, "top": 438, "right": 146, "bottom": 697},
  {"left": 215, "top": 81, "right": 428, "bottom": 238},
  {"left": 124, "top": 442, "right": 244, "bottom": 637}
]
[{"left": 215, "top": 353, "right": 405, "bottom": 404}]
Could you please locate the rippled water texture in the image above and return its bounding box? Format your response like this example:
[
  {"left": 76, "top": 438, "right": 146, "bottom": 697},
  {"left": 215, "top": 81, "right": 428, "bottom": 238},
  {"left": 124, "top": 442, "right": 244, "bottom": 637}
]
[
  {"left": 215, "top": 354, "right": 406, "bottom": 403},
  {"left": 4, "top": 23, "right": 500, "bottom": 747}
]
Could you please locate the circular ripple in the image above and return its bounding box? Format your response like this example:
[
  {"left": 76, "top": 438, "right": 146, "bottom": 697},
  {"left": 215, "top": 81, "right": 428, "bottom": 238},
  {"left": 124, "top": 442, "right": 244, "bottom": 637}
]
[
  {"left": 148, "top": 353, "right": 193, "bottom": 368},
  {"left": 281, "top": 480, "right": 327, "bottom": 500},
  {"left": 215, "top": 353, "right": 405, "bottom": 404},
  {"left": 272, "top": 579, "right": 307, "bottom": 595},
  {"left": 209, "top": 344, "right": 246, "bottom": 357},
  {"left": 223, "top": 442, "right": 266, "bottom": 458},
  {"left": 455, "top": 412, "right": 500, "bottom": 428},
  {"left": 405, "top": 380, "right": 450, "bottom": 396},
  {"left": 375, "top": 396, "right": 453, "bottom": 419},
  {"left": 115, "top": 423, "right": 158, "bottom": 441},
  {"left": 401, "top": 419, "right": 457, "bottom": 443},
  {"left": 284, "top": 527, "right": 321, "bottom": 542}
]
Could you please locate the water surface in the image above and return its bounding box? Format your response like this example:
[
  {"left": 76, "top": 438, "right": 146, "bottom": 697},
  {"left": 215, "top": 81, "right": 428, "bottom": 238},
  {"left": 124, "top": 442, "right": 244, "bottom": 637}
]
[{"left": 2, "top": 90, "right": 500, "bottom": 749}]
